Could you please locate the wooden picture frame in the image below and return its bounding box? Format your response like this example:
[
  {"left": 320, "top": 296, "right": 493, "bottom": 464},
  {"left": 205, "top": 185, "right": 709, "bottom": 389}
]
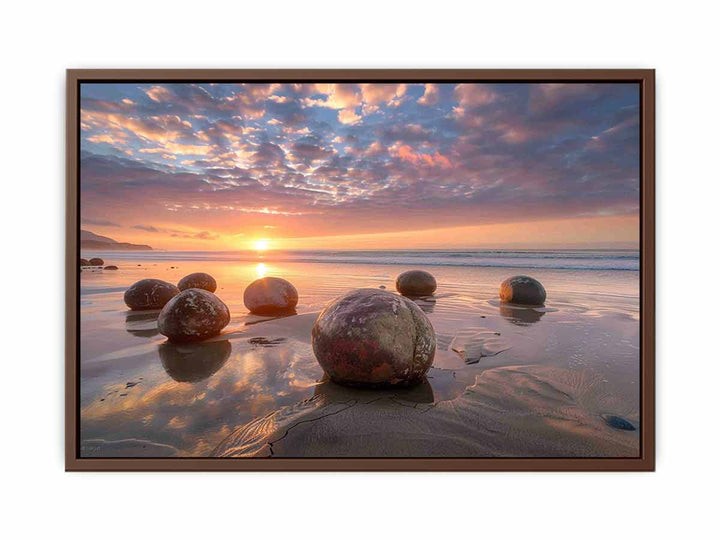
[{"left": 66, "top": 69, "right": 655, "bottom": 471}]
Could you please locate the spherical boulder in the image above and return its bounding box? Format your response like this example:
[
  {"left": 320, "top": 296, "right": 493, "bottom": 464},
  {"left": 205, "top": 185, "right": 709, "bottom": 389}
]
[
  {"left": 104, "top": 265, "right": 118, "bottom": 270},
  {"left": 499, "top": 275, "right": 546, "bottom": 306},
  {"left": 158, "top": 288, "right": 230, "bottom": 343},
  {"left": 79, "top": 258, "right": 90, "bottom": 267},
  {"left": 178, "top": 272, "right": 217, "bottom": 292},
  {"left": 89, "top": 257, "right": 104, "bottom": 266},
  {"left": 124, "top": 279, "right": 180, "bottom": 310},
  {"left": 312, "top": 288, "right": 436, "bottom": 387},
  {"left": 244, "top": 277, "right": 298, "bottom": 315},
  {"left": 396, "top": 270, "right": 437, "bottom": 296}
]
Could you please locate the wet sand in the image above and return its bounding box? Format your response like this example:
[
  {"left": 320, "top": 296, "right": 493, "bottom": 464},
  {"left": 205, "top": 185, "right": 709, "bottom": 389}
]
[{"left": 79, "top": 255, "right": 640, "bottom": 458}]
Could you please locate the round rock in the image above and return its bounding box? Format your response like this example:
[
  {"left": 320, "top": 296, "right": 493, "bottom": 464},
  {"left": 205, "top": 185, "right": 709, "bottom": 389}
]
[
  {"left": 158, "top": 288, "right": 230, "bottom": 343},
  {"left": 244, "top": 277, "right": 298, "bottom": 315},
  {"left": 396, "top": 270, "right": 437, "bottom": 296},
  {"left": 499, "top": 275, "right": 546, "bottom": 306},
  {"left": 124, "top": 279, "right": 180, "bottom": 310},
  {"left": 79, "top": 258, "right": 90, "bottom": 267},
  {"left": 104, "top": 265, "right": 118, "bottom": 270},
  {"left": 178, "top": 272, "right": 217, "bottom": 292},
  {"left": 312, "top": 288, "right": 436, "bottom": 387},
  {"left": 89, "top": 257, "right": 104, "bottom": 266}
]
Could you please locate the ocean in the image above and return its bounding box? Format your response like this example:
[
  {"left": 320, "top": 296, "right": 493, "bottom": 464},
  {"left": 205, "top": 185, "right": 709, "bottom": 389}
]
[{"left": 86, "top": 248, "right": 640, "bottom": 271}]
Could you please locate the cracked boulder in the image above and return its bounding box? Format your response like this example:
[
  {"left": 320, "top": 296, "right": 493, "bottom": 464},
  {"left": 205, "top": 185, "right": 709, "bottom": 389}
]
[
  {"left": 124, "top": 278, "right": 180, "bottom": 310},
  {"left": 158, "top": 288, "right": 230, "bottom": 343},
  {"left": 311, "top": 288, "right": 436, "bottom": 387},
  {"left": 499, "top": 275, "right": 546, "bottom": 306},
  {"left": 244, "top": 277, "right": 298, "bottom": 315}
]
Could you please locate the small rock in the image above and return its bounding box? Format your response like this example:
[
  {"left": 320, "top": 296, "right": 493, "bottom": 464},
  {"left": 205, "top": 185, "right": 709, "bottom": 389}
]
[
  {"left": 244, "top": 277, "right": 298, "bottom": 314},
  {"left": 499, "top": 275, "right": 546, "bottom": 305},
  {"left": 89, "top": 257, "right": 104, "bottom": 266},
  {"left": 158, "top": 288, "right": 230, "bottom": 342},
  {"left": 178, "top": 272, "right": 217, "bottom": 292},
  {"left": 124, "top": 279, "right": 180, "bottom": 310},
  {"left": 79, "top": 258, "right": 90, "bottom": 267},
  {"left": 312, "top": 288, "right": 436, "bottom": 387},
  {"left": 396, "top": 270, "right": 437, "bottom": 296},
  {"left": 104, "top": 265, "right": 119, "bottom": 270},
  {"left": 601, "top": 414, "right": 636, "bottom": 431},
  {"left": 378, "top": 285, "right": 386, "bottom": 289}
]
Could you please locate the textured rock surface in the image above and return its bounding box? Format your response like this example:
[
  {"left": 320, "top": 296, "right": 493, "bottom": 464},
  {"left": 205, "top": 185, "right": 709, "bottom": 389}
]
[
  {"left": 89, "top": 257, "right": 104, "bottom": 266},
  {"left": 123, "top": 279, "right": 180, "bottom": 310},
  {"left": 158, "top": 288, "right": 230, "bottom": 342},
  {"left": 178, "top": 272, "right": 217, "bottom": 292},
  {"left": 311, "top": 288, "right": 436, "bottom": 387},
  {"left": 79, "top": 258, "right": 90, "bottom": 267},
  {"left": 213, "top": 366, "right": 639, "bottom": 458},
  {"left": 244, "top": 277, "right": 298, "bottom": 314},
  {"left": 396, "top": 269, "right": 437, "bottom": 296},
  {"left": 499, "top": 275, "right": 547, "bottom": 305}
]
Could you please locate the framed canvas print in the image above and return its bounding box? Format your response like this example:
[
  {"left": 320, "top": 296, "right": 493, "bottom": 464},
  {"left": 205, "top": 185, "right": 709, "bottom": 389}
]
[{"left": 66, "top": 69, "right": 654, "bottom": 471}]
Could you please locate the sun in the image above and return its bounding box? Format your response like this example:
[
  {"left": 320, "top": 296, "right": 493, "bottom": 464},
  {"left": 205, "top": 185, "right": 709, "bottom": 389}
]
[{"left": 253, "top": 238, "right": 270, "bottom": 251}]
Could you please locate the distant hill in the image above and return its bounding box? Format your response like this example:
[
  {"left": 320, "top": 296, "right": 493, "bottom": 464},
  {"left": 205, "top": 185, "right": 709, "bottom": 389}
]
[{"left": 80, "top": 229, "right": 152, "bottom": 251}]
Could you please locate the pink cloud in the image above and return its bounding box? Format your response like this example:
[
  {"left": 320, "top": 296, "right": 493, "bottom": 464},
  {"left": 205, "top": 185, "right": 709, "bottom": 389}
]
[{"left": 393, "top": 144, "right": 451, "bottom": 168}]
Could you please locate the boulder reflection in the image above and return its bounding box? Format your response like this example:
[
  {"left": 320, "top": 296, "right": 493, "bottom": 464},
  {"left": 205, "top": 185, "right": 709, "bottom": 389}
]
[
  {"left": 159, "top": 340, "right": 232, "bottom": 383},
  {"left": 313, "top": 376, "right": 434, "bottom": 404},
  {"left": 125, "top": 311, "right": 160, "bottom": 338},
  {"left": 499, "top": 304, "right": 546, "bottom": 326}
]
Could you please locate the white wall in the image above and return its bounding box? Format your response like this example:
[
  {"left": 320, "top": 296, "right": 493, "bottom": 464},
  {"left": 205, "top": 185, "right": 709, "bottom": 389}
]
[{"left": 1, "top": 1, "right": 715, "bottom": 538}]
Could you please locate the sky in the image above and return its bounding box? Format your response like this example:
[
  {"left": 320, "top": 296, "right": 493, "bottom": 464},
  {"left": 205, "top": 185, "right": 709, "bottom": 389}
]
[{"left": 80, "top": 82, "right": 640, "bottom": 250}]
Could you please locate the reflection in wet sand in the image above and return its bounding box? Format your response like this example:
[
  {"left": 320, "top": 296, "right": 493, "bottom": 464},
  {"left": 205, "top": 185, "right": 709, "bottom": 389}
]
[
  {"left": 499, "top": 304, "right": 546, "bottom": 325},
  {"left": 80, "top": 257, "right": 640, "bottom": 457},
  {"left": 313, "top": 376, "right": 434, "bottom": 405},
  {"left": 125, "top": 310, "right": 161, "bottom": 338},
  {"left": 213, "top": 365, "right": 639, "bottom": 458},
  {"left": 159, "top": 340, "right": 232, "bottom": 383}
]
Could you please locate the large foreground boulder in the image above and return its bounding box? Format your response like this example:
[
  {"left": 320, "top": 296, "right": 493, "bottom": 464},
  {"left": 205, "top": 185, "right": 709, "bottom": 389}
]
[
  {"left": 311, "top": 288, "right": 436, "bottom": 387},
  {"left": 79, "top": 258, "right": 90, "bottom": 267},
  {"left": 244, "top": 277, "right": 298, "bottom": 314},
  {"left": 124, "top": 279, "right": 180, "bottom": 310},
  {"left": 158, "top": 288, "right": 230, "bottom": 342},
  {"left": 178, "top": 272, "right": 217, "bottom": 292},
  {"left": 89, "top": 257, "right": 104, "bottom": 266},
  {"left": 396, "top": 269, "right": 437, "bottom": 296},
  {"left": 499, "top": 275, "right": 546, "bottom": 305}
]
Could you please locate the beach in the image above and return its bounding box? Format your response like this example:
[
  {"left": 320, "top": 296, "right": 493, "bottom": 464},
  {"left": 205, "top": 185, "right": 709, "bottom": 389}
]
[{"left": 79, "top": 249, "right": 640, "bottom": 458}]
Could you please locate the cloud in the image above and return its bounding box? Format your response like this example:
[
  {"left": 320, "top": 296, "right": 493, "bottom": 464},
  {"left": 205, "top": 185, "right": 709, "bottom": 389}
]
[
  {"left": 391, "top": 144, "right": 452, "bottom": 168},
  {"left": 454, "top": 83, "right": 497, "bottom": 108},
  {"left": 133, "top": 224, "right": 161, "bottom": 232},
  {"left": 418, "top": 84, "right": 440, "bottom": 106},
  {"left": 81, "top": 218, "right": 121, "bottom": 227},
  {"left": 338, "top": 109, "right": 361, "bottom": 125},
  {"left": 79, "top": 83, "right": 640, "bottom": 241}
]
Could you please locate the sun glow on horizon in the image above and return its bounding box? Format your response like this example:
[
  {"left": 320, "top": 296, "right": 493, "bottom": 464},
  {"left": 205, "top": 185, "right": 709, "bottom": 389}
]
[{"left": 253, "top": 238, "right": 270, "bottom": 251}]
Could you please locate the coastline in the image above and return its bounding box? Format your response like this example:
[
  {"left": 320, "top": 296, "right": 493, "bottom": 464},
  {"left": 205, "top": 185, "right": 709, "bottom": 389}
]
[{"left": 79, "top": 252, "right": 640, "bottom": 458}]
